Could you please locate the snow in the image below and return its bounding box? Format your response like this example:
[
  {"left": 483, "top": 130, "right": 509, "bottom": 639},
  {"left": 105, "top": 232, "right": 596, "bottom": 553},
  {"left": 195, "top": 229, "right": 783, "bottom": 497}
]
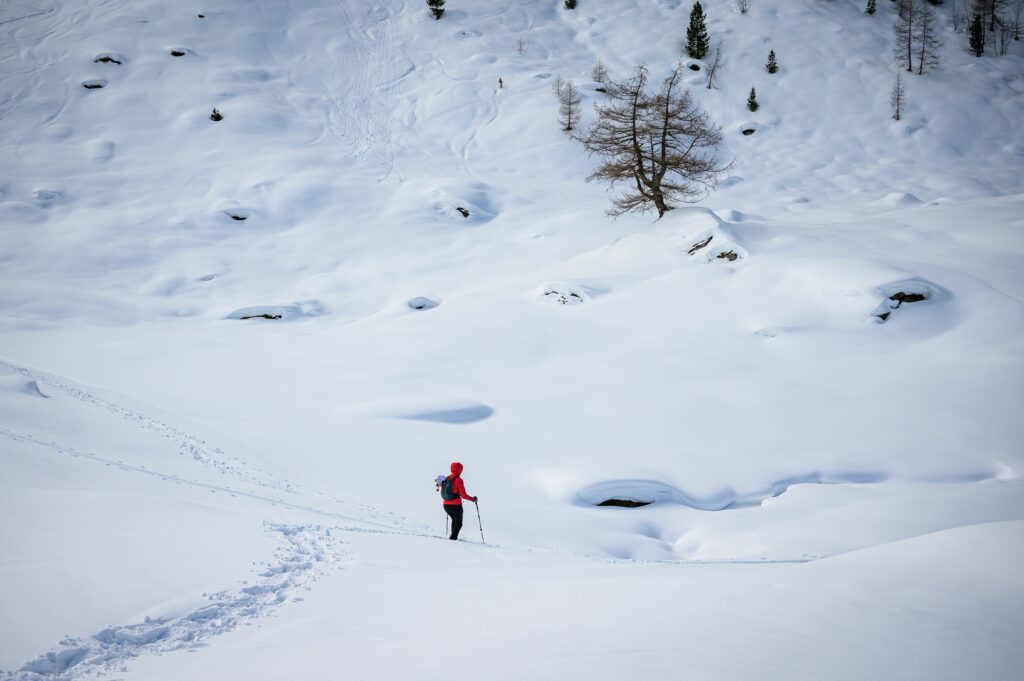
[{"left": 1, "top": 0, "right": 1023, "bottom": 679}]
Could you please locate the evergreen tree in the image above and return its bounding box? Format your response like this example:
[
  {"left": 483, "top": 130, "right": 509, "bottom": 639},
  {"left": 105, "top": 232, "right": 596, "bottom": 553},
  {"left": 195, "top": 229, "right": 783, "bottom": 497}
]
[
  {"left": 591, "top": 60, "right": 608, "bottom": 83},
  {"left": 866, "top": 0, "right": 877, "bottom": 14},
  {"left": 746, "top": 86, "right": 759, "bottom": 112},
  {"left": 686, "top": 2, "right": 711, "bottom": 59},
  {"left": 564, "top": 0, "right": 578, "bottom": 8},
  {"left": 970, "top": 13, "right": 985, "bottom": 54},
  {"left": 427, "top": 0, "right": 445, "bottom": 20},
  {"left": 766, "top": 49, "right": 778, "bottom": 74}
]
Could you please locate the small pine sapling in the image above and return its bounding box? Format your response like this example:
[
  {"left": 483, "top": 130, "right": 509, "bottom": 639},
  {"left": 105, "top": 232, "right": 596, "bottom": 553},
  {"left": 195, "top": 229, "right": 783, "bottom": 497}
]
[
  {"left": 210, "top": 108, "right": 223, "bottom": 121},
  {"left": 686, "top": 1, "right": 710, "bottom": 59},
  {"left": 427, "top": 0, "right": 445, "bottom": 20},
  {"left": 766, "top": 49, "right": 778, "bottom": 74},
  {"left": 746, "top": 86, "right": 759, "bottom": 112},
  {"left": 866, "top": 0, "right": 876, "bottom": 14},
  {"left": 969, "top": 14, "right": 985, "bottom": 56}
]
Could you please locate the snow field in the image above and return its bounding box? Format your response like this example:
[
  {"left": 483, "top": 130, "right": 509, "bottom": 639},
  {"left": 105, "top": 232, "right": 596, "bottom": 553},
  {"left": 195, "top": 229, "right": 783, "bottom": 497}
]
[{"left": 2, "top": 0, "right": 1023, "bottom": 678}]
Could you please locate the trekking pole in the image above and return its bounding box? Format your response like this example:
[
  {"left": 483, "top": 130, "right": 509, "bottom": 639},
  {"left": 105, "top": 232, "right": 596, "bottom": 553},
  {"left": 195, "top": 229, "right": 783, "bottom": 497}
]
[
  {"left": 474, "top": 500, "right": 485, "bottom": 544},
  {"left": 445, "top": 513, "right": 449, "bottom": 538}
]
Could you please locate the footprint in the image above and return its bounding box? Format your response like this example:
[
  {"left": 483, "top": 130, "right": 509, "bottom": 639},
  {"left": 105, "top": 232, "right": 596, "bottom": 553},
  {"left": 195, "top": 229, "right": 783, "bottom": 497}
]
[{"left": 86, "top": 139, "right": 115, "bottom": 163}]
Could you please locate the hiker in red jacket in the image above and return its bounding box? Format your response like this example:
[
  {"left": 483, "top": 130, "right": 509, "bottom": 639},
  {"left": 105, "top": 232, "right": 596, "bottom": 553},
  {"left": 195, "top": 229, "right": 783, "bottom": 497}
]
[{"left": 440, "top": 461, "right": 477, "bottom": 540}]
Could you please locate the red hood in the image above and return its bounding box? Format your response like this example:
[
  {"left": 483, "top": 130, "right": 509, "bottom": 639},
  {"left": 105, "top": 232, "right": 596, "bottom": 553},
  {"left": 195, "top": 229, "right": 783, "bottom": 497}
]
[{"left": 450, "top": 462, "right": 463, "bottom": 476}]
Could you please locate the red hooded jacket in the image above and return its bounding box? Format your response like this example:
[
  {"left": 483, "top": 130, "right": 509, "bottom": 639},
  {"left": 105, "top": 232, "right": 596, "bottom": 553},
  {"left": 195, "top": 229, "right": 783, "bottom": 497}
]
[{"left": 443, "top": 462, "right": 476, "bottom": 506}]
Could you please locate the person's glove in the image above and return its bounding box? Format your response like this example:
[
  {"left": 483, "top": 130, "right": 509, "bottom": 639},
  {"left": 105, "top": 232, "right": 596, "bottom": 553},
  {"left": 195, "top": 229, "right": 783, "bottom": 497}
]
[{"left": 472, "top": 496, "right": 479, "bottom": 502}]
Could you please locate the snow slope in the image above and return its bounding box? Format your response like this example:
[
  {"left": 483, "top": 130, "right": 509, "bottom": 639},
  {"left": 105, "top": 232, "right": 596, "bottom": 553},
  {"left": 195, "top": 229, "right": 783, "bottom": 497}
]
[{"left": 2, "top": 0, "right": 1023, "bottom": 678}]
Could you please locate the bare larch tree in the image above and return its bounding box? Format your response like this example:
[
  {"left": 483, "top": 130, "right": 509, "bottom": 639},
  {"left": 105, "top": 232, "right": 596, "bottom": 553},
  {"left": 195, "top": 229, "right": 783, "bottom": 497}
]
[
  {"left": 891, "top": 71, "right": 906, "bottom": 121},
  {"left": 559, "top": 80, "right": 582, "bottom": 131},
  {"left": 894, "top": 0, "right": 940, "bottom": 74},
  {"left": 915, "top": 1, "right": 941, "bottom": 74},
  {"left": 580, "top": 64, "right": 731, "bottom": 218},
  {"left": 706, "top": 40, "right": 725, "bottom": 89}
]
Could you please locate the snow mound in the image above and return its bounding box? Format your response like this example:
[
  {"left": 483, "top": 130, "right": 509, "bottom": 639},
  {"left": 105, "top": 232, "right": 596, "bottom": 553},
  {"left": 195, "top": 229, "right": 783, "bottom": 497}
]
[
  {"left": 878, "top": 192, "right": 923, "bottom": 207},
  {"left": 427, "top": 183, "right": 497, "bottom": 224},
  {"left": 225, "top": 301, "right": 324, "bottom": 321},
  {"left": 685, "top": 224, "right": 748, "bottom": 264},
  {"left": 871, "top": 278, "right": 945, "bottom": 323},
  {"left": 407, "top": 296, "right": 440, "bottom": 311},
  {"left": 537, "top": 283, "right": 586, "bottom": 306}
]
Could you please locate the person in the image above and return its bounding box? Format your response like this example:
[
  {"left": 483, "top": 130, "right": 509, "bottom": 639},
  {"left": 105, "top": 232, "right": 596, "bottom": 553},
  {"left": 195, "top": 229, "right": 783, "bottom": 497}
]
[{"left": 441, "top": 461, "right": 477, "bottom": 540}]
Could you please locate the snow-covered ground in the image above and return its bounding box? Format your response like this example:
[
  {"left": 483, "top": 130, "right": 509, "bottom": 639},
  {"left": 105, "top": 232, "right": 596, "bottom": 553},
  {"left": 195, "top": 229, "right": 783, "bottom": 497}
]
[{"left": 2, "top": 0, "right": 1023, "bottom": 678}]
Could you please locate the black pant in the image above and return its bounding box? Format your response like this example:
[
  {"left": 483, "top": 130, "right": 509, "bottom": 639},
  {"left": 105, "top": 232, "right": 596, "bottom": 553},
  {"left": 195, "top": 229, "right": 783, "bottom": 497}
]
[{"left": 444, "top": 504, "right": 464, "bottom": 540}]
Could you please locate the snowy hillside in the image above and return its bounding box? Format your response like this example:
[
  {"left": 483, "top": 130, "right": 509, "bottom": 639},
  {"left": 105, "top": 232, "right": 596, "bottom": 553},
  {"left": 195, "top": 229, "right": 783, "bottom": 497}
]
[{"left": 2, "top": 0, "right": 1023, "bottom": 679}]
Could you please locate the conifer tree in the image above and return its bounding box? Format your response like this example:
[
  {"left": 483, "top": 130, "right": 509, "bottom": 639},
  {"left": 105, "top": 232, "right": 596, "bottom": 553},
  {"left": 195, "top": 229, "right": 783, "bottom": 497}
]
[
  {"left": 969, "top": 14, "right": 986, "bottom": 54},
  {"left": 564, "top": 0, "right": 578, "bottom": 8},
  {"left": 766, "top": 49, "right": 778, "bottom": 74},
  {"left": 746, "top": 86, "right": 759, "bottom": 112},
  {"left": 866, "top": 0, "right": 877, "bottom": 14},
  {"left": 686, "top": 2, "right": 711, "bottom": 59},
  {"left": 591, "top": 60, "right": 608, "bottom": 83},
  {"left": 427, "top": 0, "right": 445, "bottom": 20}
]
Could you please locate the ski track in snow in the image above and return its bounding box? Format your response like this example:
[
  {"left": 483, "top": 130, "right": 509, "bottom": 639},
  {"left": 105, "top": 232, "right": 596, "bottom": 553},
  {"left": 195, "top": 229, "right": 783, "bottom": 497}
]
[
  {"left": 0, "top": 358, "right": 296, "bottom": 494},
  {"left": 322, "top": 0, "right": 403, "bottom": 182},
  {"left": 0, "top": 357, "right": 430, "bottom": 534},
  {"left": 3, "top": 524, "right": 342, "bottom": 681}
]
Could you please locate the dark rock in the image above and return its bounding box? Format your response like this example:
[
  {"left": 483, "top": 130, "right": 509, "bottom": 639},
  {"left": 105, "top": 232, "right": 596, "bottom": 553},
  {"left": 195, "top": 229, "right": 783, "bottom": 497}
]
[
  {"left": 716, "top": 250, "right": 738, "bottom": 261},
  {"left": 239, "top": 314, "right": 282, "bottom": 320},
  {"left": 688, "top": 64, "right": 701, "bottom": 71},
  {"left": 742, "top": 128, "right": 756, "bottom": 136},
  {"left": 94, "top": 56, "right": 122, "bottom": 64},
  {"left": 456, "top": 206, "right": 470, "bottom": 218},
  {"left": 170, "top": 50, "right": 186, "bottom": 57},
  {"left": 688, "top": 235, "right": 712, "bottom": 255},
  {"left": 889, "top": 291, "right": 929, "bottom": 306},
  {"left": 597, "top": 499, "right": 652, "bottom": 508},
  {"left": 82, "top": 80, "right": 106, "bottom": 89}
]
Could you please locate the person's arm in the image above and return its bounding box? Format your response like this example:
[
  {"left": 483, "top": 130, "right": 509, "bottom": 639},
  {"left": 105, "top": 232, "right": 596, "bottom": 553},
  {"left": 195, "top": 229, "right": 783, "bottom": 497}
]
[{"left": 455, "top": 478, "right": 477, "bottom": 502}]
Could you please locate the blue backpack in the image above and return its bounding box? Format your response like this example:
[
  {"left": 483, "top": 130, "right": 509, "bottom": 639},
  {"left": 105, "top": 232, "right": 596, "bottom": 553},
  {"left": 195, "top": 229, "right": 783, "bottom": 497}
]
[{"left": 439, "top": 475, "right": 459, "bottom": 501}]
